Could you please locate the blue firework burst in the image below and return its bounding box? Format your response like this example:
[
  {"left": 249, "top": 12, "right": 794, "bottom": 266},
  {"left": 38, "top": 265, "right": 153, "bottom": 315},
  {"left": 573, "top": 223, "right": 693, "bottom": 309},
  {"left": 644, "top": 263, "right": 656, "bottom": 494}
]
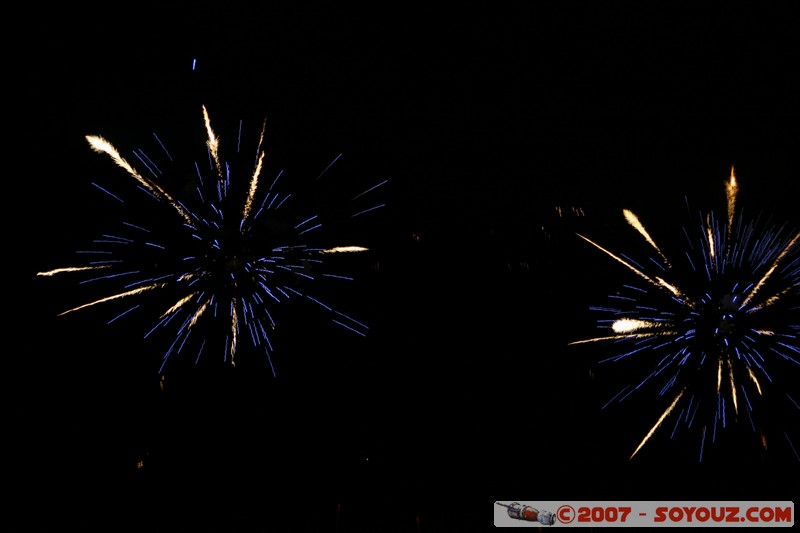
[
  {"left": 38, "top": 105, "right": 386, "bottom": 376},
  {"left": 571, "top": 167, "right": 800, "bottom": 462}
]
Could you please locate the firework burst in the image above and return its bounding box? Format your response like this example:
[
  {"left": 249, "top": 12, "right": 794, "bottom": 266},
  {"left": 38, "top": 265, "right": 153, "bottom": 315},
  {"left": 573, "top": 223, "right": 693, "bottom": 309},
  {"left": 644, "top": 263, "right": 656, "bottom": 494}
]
[
  {"left": 570, "top": 167, "right": 800, "bottom": 462},
  {"left": 38, "top": 105, "right": 386, "bottom": 377}
]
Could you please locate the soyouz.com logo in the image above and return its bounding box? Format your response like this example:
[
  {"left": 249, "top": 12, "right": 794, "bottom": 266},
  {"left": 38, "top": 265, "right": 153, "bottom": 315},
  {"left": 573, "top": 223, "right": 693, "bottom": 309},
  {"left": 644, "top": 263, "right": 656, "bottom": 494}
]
[{"left": 494, "top": 501, "right": 794, "bottom": 527}]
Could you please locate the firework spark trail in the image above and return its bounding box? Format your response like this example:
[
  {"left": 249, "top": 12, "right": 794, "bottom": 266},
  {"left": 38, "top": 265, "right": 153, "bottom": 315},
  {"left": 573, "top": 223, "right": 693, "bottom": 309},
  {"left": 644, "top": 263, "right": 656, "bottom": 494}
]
[
  {"left": 623, "top": 209, "right": 670, "bottom": 267},
  {"left": 241, "top": 116, "right": 268, "bottom": 229},
  {"left": 38, "top": 106, "right": 385, "bottom": 376},
  {"left": 726, "top": 165, "right": 737, "bottom": 246},
  {"left": 321, "top": 246, "right": 369, "bottom": 254},
  {"left": 629, "top": 388, "right": 684, "bottom": 460},
  {"left": 53, "top": 283, "right": 165, "bottom": 316},
  {"left": 86, "top": 135, "right": 193, "bottom": 225},
  {"left": 741, "top": 230, "right": 800, "bottom": 310},
  {"left": 37, "top": 266, "right": 111, "bottom": 276},
  {"left": 571, "top": 169, "right": 800, "bottom": 461},
  {"left": 575, "top": 233, "right": 690, "bottom": 308},
  {"left": 202, "top": 104, "right": 224, "bottom": 184}
]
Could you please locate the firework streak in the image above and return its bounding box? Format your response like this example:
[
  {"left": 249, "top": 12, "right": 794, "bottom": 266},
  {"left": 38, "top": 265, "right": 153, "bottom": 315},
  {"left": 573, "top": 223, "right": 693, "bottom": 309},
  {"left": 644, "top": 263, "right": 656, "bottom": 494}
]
[
  {"left": 38, "top": 106, "right": 386, "bottom": 376},
  {"left": 570, "top": 167, "right": 800, "bottom": 461}
]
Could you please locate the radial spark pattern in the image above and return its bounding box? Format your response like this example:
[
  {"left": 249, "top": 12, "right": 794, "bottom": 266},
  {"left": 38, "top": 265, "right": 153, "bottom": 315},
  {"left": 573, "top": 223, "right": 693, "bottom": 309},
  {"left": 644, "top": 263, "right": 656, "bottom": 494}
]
[
  {"left": 38, "top": 106, "right": 386, "bottom": 376},
  {"left": 571, "top": 167, "right": 800, "bottom": 462}
]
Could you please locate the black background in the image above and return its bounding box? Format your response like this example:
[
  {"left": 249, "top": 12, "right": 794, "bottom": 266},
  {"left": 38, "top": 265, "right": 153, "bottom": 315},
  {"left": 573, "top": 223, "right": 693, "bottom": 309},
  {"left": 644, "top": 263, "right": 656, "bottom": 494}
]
[{"left": 13, "top": 2, "right": 800, "bottom": 531}]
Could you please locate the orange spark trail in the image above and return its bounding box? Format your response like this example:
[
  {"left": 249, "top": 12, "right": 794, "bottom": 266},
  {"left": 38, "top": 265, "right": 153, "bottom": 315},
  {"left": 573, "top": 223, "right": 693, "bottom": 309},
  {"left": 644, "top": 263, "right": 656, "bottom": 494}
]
[
  {"left": 242, "top": 117, "right": 268, "bottom": 225},
  {"left": 57, "top": 283, "right": 165, "bottom": 316},
  {"left": 202, "top": 104, "right": 224, "bottom": 182},
  {"left": 630, "top": 389, "right": 685, "bottom": 460},
  {"left": 37, "top": 265, "right": 111, "bottom": 276},
  {"left": 726, "top": 165, "right": 738, "bottom": 244},
  {"left": 624, "top": 209, "right": 670, "bottom": 266},
  {"left": 576, "top": 233, "right": 690, "bottom": 305},
  {"left": 86, "top": 135, "right": 193, "bottom": 225}
]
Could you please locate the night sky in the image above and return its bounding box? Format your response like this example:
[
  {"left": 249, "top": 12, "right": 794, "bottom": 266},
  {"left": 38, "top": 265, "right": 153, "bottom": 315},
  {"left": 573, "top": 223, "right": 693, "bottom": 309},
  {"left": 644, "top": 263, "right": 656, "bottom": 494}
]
[{"left": 14, "top": 3, "right": 800, "bottom": 531}]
